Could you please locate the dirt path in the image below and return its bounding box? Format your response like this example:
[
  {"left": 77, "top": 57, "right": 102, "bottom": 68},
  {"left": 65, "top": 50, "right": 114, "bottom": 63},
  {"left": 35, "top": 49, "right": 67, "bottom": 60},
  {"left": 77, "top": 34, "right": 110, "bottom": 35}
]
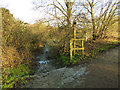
[
  {"left": 23, "top": 46, "right": 119, "bottom": 88},
  {"left": 77, "top": 46, "right": 119, "bottom": 88}
]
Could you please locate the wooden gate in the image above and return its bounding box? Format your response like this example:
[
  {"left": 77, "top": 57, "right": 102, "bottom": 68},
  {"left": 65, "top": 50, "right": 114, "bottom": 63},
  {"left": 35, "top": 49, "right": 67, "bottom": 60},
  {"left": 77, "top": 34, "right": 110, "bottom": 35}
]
[{"left": 70, "top": 21, "right": 85, "bottom": 60}]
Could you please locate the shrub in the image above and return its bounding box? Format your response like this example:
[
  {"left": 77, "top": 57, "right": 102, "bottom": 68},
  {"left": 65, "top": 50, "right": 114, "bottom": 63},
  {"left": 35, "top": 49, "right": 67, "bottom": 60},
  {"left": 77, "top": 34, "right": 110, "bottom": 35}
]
[
  {"left": 2, "top": 46, "right": 21, "bottom": 68},
  {"left": 1, "top": 8, "right": 44, "bottom": 88},
  {"left": 55, "top": 54, "right": 70, "bottom": 67}
]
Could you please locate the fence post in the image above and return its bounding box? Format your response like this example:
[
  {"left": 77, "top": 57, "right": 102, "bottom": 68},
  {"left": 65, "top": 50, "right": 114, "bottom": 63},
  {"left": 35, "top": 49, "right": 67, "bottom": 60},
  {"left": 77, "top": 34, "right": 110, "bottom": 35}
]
[
  {"left": 70, "top": 39, "right": 73, "bottom": 60},
  {"left": 73, "top": 21, "right": 76, "bottom": 55},
  {"left": 82, "top": 40, "right": 84, "bottom": 57}
]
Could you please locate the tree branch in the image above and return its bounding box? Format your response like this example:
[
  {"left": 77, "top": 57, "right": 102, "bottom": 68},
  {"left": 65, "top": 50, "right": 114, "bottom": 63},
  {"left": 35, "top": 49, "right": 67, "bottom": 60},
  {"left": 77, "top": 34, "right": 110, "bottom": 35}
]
[{"left": 56, "top": 0, "right": 67, "bottom": 14}]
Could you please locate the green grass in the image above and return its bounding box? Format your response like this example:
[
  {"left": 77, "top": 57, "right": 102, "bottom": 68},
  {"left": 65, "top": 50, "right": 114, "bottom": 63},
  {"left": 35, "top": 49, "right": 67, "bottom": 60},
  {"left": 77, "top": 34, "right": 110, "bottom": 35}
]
[
  {"left": 98, "top": 44, "right": 115, "bottom": 52},
  {"left": 98, "top": 40, "right": 120, "bottom": 52},
  {"left": 71, "top": 54, "right": 83, "bottom": 64},
  {"left": 54, "top": 54, "right": 70, "bottom": 67},
  {"left": 2, "top": 64, "right": 32, "bottom": 88}
]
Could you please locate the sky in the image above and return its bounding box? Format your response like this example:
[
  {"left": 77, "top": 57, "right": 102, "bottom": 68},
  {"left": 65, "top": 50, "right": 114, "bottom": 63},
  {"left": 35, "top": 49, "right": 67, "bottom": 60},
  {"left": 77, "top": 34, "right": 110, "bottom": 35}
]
[
  {"left": 0, "top": 0, "right": 115, "bottom": 24},
  {"left": 0, "top": 0, "right": 42, "bottom": 24}
]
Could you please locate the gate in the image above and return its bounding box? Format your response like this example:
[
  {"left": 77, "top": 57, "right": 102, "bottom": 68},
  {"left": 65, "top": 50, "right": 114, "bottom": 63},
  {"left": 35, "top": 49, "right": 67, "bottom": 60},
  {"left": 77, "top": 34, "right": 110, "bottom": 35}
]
[{"left": 70, "top": 21, "right": 85, "bottom": 60}]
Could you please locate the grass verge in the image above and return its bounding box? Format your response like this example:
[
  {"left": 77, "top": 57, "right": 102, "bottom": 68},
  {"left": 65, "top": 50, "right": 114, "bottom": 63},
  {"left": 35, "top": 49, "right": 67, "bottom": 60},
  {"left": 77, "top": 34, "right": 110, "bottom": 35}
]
[
  {"left": 2, "top": 64, "right": 34, "bottom": 88},
  {"left": 54, "top": 39, "right": 120, "bottom": 67}
]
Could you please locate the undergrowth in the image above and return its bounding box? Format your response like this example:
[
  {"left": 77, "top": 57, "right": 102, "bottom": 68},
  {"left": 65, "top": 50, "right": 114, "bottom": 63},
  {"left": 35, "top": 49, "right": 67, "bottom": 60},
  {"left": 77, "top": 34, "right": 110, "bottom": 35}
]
[
  {"left": 54, "top": 40, "right": 120, "bottom": 67},
  {"left": 2, "top": 64, "right": 32, "bottom": 88}
]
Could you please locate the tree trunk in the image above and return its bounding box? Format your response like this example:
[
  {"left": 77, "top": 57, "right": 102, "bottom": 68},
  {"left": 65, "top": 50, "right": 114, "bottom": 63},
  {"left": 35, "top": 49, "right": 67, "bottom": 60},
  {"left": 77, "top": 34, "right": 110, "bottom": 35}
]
[
  {"left": 91, "top": 5, "right": 96, "bottom": 40},
  {"left": 67, "top": 2, "right": 71, "bottom": 32},
  {"left": 64, "top": 2, "right": 72, "bottom": 53}
]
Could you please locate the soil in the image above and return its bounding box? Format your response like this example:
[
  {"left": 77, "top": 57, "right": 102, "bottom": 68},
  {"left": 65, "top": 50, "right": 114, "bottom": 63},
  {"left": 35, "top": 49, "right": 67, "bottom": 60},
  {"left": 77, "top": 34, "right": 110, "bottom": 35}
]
[
  {"left": 22, "top": 46, "right": 119, "bottom": 88},
  {"left": 77, "top": 46, "right": 119, "bottom": 88}
]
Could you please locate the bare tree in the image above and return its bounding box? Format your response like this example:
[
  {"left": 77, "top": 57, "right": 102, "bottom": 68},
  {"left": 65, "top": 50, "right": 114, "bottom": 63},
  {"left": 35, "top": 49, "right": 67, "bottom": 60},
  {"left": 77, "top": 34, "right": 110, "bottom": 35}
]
[
  {"left": 79, "top": 0, "right": 119, "bottom": 40},
  {"left": 33, "top": 0, "right": 119, "bottom": 54},
  {"left": 33, "top": 0, "right": 78, "bottom": 53}
]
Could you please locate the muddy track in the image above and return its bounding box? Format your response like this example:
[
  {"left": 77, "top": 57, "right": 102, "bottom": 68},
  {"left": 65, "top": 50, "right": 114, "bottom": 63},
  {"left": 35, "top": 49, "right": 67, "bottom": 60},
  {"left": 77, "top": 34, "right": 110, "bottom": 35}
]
[
  {"left": 77, "top": 46, "right": 119, "bottom": 88},
  {"left": 23, "top": 46, "right": 119, "bottom": 88}
]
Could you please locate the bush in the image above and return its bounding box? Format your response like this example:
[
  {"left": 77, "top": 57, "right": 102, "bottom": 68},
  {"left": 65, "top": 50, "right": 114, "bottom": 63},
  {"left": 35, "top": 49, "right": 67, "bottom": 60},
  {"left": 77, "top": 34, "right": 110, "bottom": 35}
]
[
  {"left": 2, "top": 8, "right": 40, "bottom": 67},
  {"left": 1, "top": 8, "right": 45, "bottom": 88},
  {"left": 54, "top": 54, "right": 70, "bottom": 67},
  {"left": 2, "top": 46, "right": 21, "bottom": 68}
]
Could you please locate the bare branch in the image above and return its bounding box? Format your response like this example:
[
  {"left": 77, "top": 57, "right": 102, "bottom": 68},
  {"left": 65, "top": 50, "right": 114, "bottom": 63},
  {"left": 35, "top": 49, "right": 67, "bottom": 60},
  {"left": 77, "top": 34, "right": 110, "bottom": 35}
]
[
  {"left": 56, "top": 0, "right": 67, "bottom": 13},
  {"left": 53, "top": 4, "right": 67, "bottom": 17},
  {"left": 81, "top": 3, "right": 91, "bottom": 13}
]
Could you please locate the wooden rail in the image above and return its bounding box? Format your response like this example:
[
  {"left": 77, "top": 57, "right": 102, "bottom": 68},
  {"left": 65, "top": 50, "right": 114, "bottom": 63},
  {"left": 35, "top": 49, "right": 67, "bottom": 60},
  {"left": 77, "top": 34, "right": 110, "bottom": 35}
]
[{"left": 70, "top": 39, "right": 84, "bottom": 60}]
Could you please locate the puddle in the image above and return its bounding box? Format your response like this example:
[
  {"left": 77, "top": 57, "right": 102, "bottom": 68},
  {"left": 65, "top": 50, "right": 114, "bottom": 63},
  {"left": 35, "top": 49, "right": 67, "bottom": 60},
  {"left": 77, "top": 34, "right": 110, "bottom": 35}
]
[
  {"left": 39, "top": 60, "right": 50, "bottom": 64},
  {"left": 35, "top": 45, "right": 56, "bottom": 73},
  {"left": 35, "top": 45, "right": 89, "bottom": 86}
]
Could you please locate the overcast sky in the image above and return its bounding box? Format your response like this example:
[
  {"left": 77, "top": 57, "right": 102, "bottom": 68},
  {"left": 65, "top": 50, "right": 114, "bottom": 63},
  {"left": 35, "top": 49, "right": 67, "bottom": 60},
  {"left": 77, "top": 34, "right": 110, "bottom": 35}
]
[{"left": 0, "top": 0, "right": 42, "bottom": 24}]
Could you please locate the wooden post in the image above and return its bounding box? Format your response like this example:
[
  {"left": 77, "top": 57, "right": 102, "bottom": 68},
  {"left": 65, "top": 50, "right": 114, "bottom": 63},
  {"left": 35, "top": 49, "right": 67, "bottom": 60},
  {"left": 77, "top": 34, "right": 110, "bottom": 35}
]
[
  {"left": 82, "top": 40, "right": 84, "bottom": 57},
  {"left": 86, "top": 32, "right": 88, "bottom": 41},
  {"left": 70, "top": 39, "right": 73, "bottom": 60},
  {"left": 73, "top": 21, "right": 76, "bottom": 55}
]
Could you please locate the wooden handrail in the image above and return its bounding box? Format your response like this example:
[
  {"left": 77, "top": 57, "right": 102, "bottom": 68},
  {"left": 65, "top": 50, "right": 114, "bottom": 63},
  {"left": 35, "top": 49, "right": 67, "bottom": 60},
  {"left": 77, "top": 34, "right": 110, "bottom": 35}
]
[{"left": 70, "top": 38, "right": 84, "bottom": 60}]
